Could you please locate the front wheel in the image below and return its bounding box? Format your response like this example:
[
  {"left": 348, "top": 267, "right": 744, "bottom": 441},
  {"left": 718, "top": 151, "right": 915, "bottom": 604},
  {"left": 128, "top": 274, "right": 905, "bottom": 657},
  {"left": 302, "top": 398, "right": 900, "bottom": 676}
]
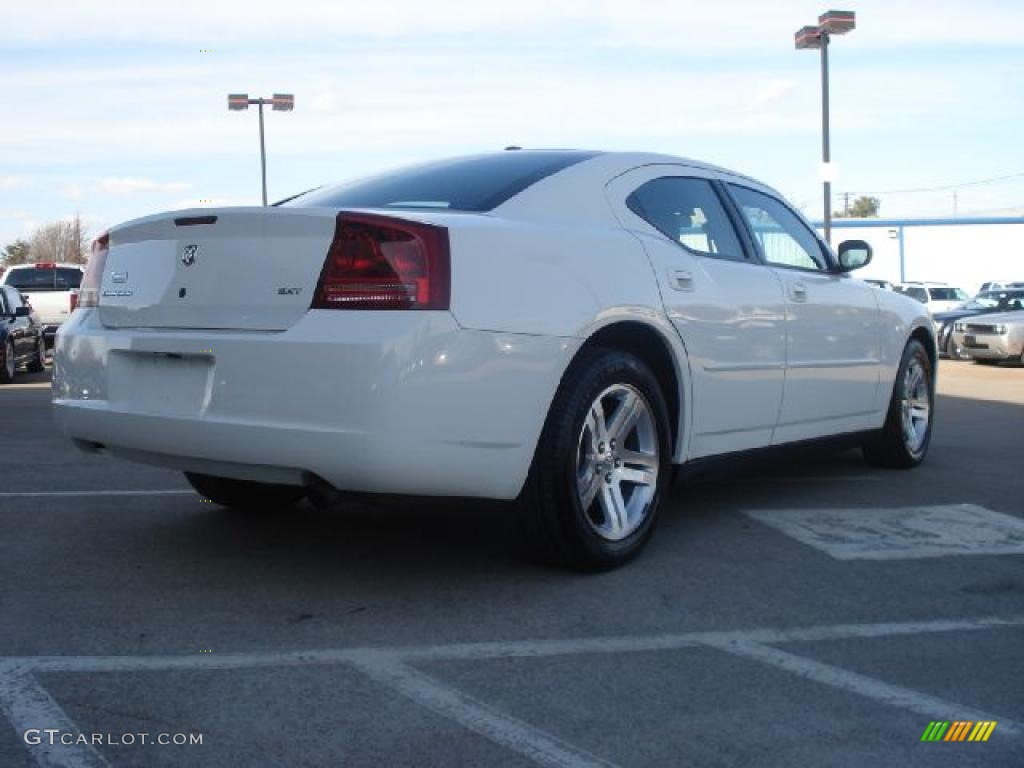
[
  {"left": 863, "top": 339, "right": 934, "bottom": 468},
  {"left": 518, "top": 347, "right": 671, "bottom": 571},
  {"left": 185, "top": 472, "right": 306, "bottom": 510}
]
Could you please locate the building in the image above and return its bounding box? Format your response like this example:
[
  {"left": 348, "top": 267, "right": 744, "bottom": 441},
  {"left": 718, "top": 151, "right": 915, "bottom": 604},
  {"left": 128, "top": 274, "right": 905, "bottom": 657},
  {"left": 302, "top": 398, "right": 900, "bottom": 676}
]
[{"left": 815, "top": 217, "right": 1024, "bottom": 295}]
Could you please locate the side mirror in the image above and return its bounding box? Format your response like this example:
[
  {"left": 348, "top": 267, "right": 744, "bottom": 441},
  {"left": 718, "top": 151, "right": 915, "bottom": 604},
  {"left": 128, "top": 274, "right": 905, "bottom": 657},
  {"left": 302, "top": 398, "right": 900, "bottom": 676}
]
[
  {"left": 14, "top": 306, "right": 31, "bottom": 317},
  {"left": 836, "top": 239, "right": 872, "bottom": 272}
]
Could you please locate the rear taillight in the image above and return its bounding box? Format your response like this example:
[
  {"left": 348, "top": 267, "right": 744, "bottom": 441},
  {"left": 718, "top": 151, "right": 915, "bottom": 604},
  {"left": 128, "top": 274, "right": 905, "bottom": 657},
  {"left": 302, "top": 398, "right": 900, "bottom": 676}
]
[
  {"left": 311, "top": 213, "right": 450, "bottom": 310},
  {"left": 78, "top": 232, "right": 109, "bottom": 308},
  {"left": 70, "top": 292, "right": 78, "bottom": 312}
]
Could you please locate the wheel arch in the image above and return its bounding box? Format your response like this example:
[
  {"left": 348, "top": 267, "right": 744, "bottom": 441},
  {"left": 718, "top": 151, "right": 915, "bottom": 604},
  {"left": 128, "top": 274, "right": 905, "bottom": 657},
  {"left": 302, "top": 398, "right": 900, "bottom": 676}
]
[
  {"left": 569, "top": 318, "right": 692, "bottom": 463},
  {"left": 908, "top": 323, "right": 938, "bottom": 378}
]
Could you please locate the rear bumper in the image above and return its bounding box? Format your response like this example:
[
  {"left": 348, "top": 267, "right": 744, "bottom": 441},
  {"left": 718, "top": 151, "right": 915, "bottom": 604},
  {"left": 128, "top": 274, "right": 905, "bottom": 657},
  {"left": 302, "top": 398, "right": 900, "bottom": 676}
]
[{"left": 53, "top": 309, "right": 578, "bottom": 499}]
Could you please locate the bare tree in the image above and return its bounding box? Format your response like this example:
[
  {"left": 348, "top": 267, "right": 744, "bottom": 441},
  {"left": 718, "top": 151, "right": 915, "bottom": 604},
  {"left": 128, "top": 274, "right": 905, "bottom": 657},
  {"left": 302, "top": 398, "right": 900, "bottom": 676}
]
[{"left": 28, "top": 215, "right": 89, "bottom": 264}]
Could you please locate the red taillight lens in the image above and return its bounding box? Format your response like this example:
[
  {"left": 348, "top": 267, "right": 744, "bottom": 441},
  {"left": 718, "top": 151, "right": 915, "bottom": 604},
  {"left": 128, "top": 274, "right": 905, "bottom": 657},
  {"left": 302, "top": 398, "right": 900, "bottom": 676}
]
[
  {"left": 70, "top": 292, "right": 78, "bottom": 312},
  {"left": 78, "top": 232, "right": 109, "bottom": 308},
  {"left": 311, "top": 213, "right": 450, "bottom": 310}
]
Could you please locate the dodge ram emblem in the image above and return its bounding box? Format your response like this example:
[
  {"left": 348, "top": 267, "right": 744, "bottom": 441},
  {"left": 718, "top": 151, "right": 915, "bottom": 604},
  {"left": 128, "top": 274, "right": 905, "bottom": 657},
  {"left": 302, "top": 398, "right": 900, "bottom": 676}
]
[{"left": 181, "top": 244, "right": 199, "bottom": 266}]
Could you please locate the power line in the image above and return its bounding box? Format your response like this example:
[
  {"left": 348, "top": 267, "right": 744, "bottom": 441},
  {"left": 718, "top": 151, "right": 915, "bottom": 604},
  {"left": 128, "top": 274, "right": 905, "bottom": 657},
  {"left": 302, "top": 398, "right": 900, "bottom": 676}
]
[{"left": 862, "top": 172, "right": 1024, "bottom": 196}]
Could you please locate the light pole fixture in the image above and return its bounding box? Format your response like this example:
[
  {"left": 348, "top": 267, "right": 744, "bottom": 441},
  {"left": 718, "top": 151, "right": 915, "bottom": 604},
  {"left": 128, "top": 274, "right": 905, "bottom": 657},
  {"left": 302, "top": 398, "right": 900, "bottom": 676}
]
[
  {"left": 228, "top": 93, "right": 295, "bottom": 206},
  {"left": 795, "top": 10, "right": 855, "bottom": 244}
]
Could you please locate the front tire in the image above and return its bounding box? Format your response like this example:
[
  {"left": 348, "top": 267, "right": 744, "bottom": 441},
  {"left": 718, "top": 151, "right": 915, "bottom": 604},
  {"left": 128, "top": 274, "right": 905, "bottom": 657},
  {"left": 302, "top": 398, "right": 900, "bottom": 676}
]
[
  {"left": 185, "top": 472, "right": 306, "bottom": 510},
  {"left": 27, "top": 337, "right": 45, "bottom": 373},
  {"left": 863, "top": 339, "right": 934, "bottom": 468},
  {"left": 518, "top": 347, "right": 671, "bottom": 571}
]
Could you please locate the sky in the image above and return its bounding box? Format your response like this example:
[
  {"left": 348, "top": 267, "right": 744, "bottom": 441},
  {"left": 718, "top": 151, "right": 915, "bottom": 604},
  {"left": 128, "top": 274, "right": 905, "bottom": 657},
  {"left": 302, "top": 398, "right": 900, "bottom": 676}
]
[{"left": 2, "top": 0, "right": 1023, "bottom": 247}]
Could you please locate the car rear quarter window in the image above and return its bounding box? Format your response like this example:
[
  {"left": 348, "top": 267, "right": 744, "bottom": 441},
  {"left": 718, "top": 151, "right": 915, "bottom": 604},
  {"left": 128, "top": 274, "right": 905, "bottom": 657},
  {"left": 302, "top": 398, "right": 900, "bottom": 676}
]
[
  {"left": 626, "top": 177, "right": 745, "bottom": 260},
  {"left": 4, "top": 266, "right": 82, "bottom": 291},
  {"left": 281, "top": 151, "right": 601, "bottom": 212}
]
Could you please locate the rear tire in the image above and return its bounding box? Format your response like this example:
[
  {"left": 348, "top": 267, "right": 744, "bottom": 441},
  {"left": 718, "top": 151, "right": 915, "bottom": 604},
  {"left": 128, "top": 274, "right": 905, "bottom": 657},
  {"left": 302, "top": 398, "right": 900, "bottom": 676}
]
[
  {"left": 518, "top": 347, "right": 671, "bottom": 571},
  {"left": 185, "top": 472, "right": 306, "bottom": 510},
  {"left": 27, "top": 337, "right": 45, "bottom": 373},
  {"left": 0, "top": 339, "right": 15, "bottom": 384},
  {"left": 863, "top": 339, "right": 934, "bottom": 469}
]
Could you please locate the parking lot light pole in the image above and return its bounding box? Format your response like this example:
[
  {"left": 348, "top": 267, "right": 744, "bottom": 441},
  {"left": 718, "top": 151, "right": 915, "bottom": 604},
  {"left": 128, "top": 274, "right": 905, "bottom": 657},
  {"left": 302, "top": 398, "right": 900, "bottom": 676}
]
[
  {"left": 228, "top": 93, "right": 295, "bottom": 206},
  {"left": 795, "top": 10, "right": 855, "bottom": 245}
]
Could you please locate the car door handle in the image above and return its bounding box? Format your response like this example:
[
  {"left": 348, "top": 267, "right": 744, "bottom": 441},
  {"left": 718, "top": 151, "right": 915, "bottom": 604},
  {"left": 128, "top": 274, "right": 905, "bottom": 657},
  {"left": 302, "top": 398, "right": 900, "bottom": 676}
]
[
  {"left": 668, "top": 269, "right": 694, "bottom": 292},
  {"left": 789, "top": 282, "right": 807, "bottom": 302}
]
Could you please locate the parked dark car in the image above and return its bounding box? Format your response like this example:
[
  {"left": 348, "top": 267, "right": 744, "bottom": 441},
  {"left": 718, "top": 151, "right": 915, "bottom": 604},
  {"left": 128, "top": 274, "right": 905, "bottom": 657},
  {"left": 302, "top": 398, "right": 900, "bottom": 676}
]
[
  {"left": 0, "top": 285, "right": 46, "bottom": 383},
  {"left": 933, "top": 289, "right": 1024, "bottom": 358}
]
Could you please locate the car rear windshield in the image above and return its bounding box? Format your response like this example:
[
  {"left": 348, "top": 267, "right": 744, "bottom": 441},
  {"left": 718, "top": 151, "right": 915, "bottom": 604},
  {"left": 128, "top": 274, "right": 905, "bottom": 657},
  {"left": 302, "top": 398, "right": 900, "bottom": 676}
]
[
  {"left": 4, "top": 266, "right": 83, "bottom": 291},
  {"left": 280, "top": 151, "right": 602, "bottom": 212}
]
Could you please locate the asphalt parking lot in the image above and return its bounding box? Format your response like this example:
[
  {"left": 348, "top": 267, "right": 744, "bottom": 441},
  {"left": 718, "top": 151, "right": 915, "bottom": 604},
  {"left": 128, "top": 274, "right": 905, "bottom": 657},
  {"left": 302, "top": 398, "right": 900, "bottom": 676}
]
[{"left": 1, "top": 359, "right": 1022, "bottom": 767}]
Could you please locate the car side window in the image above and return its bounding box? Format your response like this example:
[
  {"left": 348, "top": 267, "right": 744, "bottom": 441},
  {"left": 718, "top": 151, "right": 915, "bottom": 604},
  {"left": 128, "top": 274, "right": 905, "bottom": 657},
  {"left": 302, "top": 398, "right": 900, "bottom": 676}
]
[
  {"left": 727, "top": 184, "right": 829, "bottom": 271},
  {"left": 4, "top": 287, "right": 23, "bottom": 309},
  {"left": 626, "top": 177, "right": 746, "bottom": 261},
  {"left": 906, "top": 287, "right": 927, "bottom": 302}
]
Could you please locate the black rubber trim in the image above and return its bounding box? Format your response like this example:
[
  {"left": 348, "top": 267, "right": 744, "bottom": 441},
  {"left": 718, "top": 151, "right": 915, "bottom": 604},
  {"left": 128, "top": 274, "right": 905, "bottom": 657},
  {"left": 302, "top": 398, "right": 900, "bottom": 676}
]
[{"left": 174, "top": 216, "right": 218, "bottom": 226}]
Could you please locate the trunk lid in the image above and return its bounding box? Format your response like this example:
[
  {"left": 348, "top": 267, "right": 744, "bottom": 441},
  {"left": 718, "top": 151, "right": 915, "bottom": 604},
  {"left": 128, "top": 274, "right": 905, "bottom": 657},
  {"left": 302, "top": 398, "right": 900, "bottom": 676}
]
[{"left": 97, "top": 207, "right": 337, "bottom": 331}]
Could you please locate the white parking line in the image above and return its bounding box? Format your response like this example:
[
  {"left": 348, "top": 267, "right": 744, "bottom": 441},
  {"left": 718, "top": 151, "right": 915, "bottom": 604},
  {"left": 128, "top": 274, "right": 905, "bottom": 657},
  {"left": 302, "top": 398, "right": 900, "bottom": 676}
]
[
  {"left": 350, "top": 652, "right": 619, "bottom": 768},
  {"left": 0, "top": 667, "right": 110, "bottom": 768},
  {"left": 745, "top": 504, "right": 1024, "bottom": 559},
  {"left": 0, "top": 490, "right": 193, "bottom": 498},
  {"left": 11, "top": 615, "right": 1024, "bottom": 673},
  {"left": 0, "top": 382, "right": 52, "bottom": 390},
  {"left": 705, "top": 641, "right": 1022, "bottom": 736},
  {"left": 3, "top": 615, "right": 1021, "bottom": 767}
]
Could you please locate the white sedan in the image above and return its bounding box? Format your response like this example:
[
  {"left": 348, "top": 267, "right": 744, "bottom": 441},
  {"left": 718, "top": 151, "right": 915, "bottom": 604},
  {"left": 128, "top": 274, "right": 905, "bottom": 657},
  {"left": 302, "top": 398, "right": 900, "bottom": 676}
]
[{"left": 53, "top": 150, "right": 937, "bottom": 569}]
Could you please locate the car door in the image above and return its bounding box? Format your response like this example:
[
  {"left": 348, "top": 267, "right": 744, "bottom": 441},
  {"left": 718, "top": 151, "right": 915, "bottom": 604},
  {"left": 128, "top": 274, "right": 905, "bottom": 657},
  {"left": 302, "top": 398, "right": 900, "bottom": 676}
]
[
  {"left": 723, "top": 182, "right": 881, "bottom": 443},
  {"left": 2, "top": 287, "right": 30, "bottom": 359},
  {"left": 606, "top": 166, "right": 787, "bottom": 458}
]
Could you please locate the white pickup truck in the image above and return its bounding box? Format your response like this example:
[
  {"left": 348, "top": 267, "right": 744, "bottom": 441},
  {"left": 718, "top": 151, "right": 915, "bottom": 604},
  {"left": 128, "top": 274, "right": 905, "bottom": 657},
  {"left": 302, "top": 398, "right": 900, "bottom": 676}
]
[{"left": 0, "top": 262, "right": 84, "bottom": 348}]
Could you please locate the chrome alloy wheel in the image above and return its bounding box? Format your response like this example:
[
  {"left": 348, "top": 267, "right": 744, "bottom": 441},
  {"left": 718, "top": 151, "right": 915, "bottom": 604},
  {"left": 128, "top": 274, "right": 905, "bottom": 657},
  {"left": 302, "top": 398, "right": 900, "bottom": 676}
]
[
  {"left": 576, "top": 383, "right": 659, "bottom": 541},
  {"left": 900, "top": 358, "right": 931, "bottom": 455}
]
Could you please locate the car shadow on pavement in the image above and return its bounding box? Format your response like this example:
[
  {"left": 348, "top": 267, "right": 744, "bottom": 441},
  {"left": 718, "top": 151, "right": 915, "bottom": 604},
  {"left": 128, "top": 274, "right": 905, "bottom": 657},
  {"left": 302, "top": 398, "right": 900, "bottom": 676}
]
[{"left": 67, "top": 390, "right": 1023, "bottom": 591}]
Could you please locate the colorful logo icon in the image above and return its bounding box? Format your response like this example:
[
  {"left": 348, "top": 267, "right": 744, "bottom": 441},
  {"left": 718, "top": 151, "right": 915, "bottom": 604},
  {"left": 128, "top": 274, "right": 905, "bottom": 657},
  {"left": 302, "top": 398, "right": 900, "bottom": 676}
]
[{"left": 921, "top": 721, "right": 997, "bottom": 742}]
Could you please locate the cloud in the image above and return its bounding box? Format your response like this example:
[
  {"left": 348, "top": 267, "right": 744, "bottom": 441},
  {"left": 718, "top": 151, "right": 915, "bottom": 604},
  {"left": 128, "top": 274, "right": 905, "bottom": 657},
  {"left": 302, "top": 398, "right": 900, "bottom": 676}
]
[
  {"left": 311, "top": 92, "right": 339, "bottom": 114},
  {"left": 748, "top": 79, "right": 796, "bottom": 112},
  {"left": 0, "top": 176, "right": 27, "bottom": 191},
  {"left": 0, "top": 209, "right": 33, "bottom": 221},
  {"left": 95, "top": 177, "right": 192, "bottom": 195},
  {"left": 60, "top": 184, "right": 85, "bottom": 200}
]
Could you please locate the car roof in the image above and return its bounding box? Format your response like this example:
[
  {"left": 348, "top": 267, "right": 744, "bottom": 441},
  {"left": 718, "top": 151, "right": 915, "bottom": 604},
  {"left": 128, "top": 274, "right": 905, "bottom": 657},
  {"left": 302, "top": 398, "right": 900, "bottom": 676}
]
[{"left": 486, "top": 149, "right": 785, "bottom": 224}]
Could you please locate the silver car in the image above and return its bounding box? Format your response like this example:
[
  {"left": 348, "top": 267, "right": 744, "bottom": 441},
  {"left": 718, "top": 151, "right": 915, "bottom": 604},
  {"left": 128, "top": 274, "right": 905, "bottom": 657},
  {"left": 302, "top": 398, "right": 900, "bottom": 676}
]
[{"left": 952, "top": 310, "right": 1024, "bottom": 364}]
